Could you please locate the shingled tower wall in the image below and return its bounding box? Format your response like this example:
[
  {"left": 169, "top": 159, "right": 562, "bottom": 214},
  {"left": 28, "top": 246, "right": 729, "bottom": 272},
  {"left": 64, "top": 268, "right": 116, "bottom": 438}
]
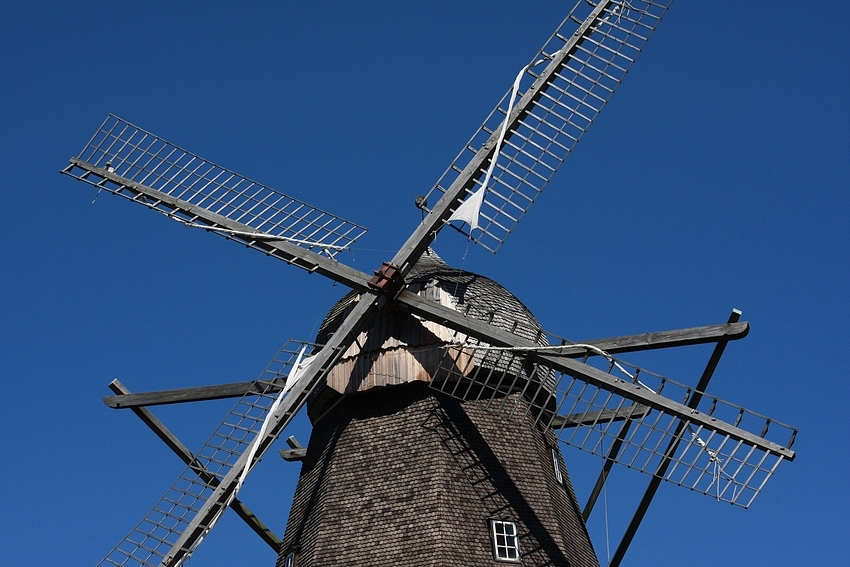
[{"left": 278, "top": 252, "right": 598, "bottom": 566}]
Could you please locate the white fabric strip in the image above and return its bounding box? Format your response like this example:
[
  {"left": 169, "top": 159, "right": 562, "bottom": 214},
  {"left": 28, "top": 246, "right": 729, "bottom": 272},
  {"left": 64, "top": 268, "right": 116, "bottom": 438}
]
[{"left": 448, "top": 57, "right": 546, "bottom": 231}]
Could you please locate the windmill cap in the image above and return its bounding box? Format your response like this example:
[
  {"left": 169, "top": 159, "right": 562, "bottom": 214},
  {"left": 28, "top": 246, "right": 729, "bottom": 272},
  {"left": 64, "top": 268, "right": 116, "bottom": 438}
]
[{"left": 306, "top": 249, "right": 549, "bottom": 421}]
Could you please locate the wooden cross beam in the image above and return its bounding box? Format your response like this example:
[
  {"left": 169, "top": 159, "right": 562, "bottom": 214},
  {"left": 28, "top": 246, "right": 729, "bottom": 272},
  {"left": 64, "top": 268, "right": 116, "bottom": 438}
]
[
  {"left": 279, "top": 436, "right": 308, "bottom": 462},
  {"left": 103, "top": 379, "right": 285, "bottom": 409},
  {"left": 107, "top": 379, "right": 282, "bottom": 552}
]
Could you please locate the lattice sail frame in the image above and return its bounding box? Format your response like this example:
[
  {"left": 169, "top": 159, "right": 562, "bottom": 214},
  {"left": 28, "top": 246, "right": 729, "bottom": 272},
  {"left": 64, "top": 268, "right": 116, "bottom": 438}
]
[
  {"left": 422, "top": 0, "right": 671, "bottom": 252},
  {"left": 63, "top": 114, "right": 367, "bottom": 258},
  {"left": 98, "top": 341, "right": 310, "bottom": 567},
  {"left": 429, "top": 343, "right": 796, "bottom": 508}
]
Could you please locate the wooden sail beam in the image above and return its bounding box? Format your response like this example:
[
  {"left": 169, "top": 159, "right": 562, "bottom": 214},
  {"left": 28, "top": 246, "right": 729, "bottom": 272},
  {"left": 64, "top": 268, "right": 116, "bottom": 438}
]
[
  {"left": 564, "top": 321, "right": 749, "bottom": 356},
  {"left": 389, "top": 0, "right": 615, "bottom": 272},
  {"left": 399, "top": 290, "right": 795, "bottom": 461},
  {"left": 552, "top": 404, "right": 650, "bottom": 429},
  {"left": 279, "top": 436, "right": 308, "bottom": 462}
]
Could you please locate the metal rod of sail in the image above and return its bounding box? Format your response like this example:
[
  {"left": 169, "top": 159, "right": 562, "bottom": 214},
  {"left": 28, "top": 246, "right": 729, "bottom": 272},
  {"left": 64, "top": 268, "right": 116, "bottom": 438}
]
[
  {"left": 608, "top": 309, "right": 742, "bottom": 567},
  {"left": 103, "top": 379, "right": 285, "bottom": 409}
]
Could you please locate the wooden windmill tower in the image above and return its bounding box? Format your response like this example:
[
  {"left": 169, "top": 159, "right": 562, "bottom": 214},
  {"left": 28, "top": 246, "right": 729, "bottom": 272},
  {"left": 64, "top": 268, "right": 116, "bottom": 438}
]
[{"left": 61, "top": 1, "right": 797, "bottom": 566}]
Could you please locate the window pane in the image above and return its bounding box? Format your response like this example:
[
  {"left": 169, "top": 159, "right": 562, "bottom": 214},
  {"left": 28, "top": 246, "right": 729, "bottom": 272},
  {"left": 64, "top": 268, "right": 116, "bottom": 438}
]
[{"left": 491, "top": 520, "right": 520, "bottom": 562}]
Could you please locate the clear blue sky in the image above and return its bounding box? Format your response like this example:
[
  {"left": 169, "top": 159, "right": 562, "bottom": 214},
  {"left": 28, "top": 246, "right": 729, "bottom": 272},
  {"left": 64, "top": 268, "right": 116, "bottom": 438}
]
[{"left": 1, "top": 1, "right": 847, "bottom": 566}]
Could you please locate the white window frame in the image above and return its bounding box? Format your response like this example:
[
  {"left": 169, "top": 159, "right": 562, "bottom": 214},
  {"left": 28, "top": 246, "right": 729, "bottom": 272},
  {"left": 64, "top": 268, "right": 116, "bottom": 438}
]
[
  {"left": 552, "top": 447, "right": 564, "bottom": 484},
  {"left": 282, "top": 551, "right": 296, "bottom": 567},
  {"left": 490, "top": 519, "right": 521, "bottom": 563}
]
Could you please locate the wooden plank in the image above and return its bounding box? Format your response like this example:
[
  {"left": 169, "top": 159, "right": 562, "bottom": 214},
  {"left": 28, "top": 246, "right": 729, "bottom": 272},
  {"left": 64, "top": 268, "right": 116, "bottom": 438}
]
[
  {"left": 102, "top": 380, "right": 284, "bottom": 409},
  {"left": 552, "top": 404, "right": 649, "bottom": 429},
  {"left": 280, "top": 436, "right": 307, "bottom": 461},
  {"left": 279, "top": 448, "right": 308, "bottom": 462},
  {"left": 569, "top": 322, "right": 749, "bottom": 356}
]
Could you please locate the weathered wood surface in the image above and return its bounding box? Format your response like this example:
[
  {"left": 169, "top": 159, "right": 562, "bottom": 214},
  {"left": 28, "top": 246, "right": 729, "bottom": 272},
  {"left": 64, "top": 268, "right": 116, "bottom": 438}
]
[
  {"left": 570, "top": 322, "right": 749, "bottom": 356},
  {"left": 397, "top": 290, "right": 749, "bottom": 358},
  {"left": 552, "top": 404, "right": 650, "bottom": 429},
  {"left": 103, "top": 379, "right": 284, "bottom": 409},
  {"left": 279, "top": 448, "right": 308, "bottom": 462}
]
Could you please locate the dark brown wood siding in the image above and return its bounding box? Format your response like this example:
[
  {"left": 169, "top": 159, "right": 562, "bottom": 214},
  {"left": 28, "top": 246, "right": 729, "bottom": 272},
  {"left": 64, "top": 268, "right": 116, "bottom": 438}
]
[{"left": 280, "top": 383, "right": 598, "bottom": 567}]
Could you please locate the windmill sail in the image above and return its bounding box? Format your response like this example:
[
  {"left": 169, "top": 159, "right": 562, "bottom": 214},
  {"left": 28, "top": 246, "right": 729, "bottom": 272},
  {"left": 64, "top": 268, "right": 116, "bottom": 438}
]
[
  {"left": 429, "top": 343, "right": 796, "bottom": 508},
  {"left": 96, "top": 342, "right": 313, "bottom": 567},
  {"left": 62, "top": 114, "right": 367, "bottom": 259},
  {"left": 421, "top": 0, "right": 671, "bottom": 252}
]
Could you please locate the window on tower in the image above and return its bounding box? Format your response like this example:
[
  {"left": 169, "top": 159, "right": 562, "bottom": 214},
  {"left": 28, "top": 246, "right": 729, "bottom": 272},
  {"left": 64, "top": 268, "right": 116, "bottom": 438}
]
[
  {"left": 552, "top": 447, "right": 564, "bottom": 484},
  {"left": 490, "top": 519, "right": 521, "bottom": 562}
]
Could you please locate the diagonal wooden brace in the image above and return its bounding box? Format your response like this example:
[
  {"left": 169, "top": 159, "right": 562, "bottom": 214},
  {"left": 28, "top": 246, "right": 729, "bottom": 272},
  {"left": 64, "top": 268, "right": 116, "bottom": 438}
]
[{"left": 107, "top": 379, "right": 282, "bottom": 552}]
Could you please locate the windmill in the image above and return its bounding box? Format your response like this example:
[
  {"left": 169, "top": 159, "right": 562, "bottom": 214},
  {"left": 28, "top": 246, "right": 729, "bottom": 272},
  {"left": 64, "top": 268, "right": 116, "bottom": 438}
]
[{"left": 60, "top": 1, "right": 797, "bottom": 566}]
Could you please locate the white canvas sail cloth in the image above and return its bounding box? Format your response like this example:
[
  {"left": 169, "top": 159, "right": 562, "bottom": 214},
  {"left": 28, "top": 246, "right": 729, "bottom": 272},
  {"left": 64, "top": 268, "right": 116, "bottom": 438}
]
[
  {"left": 284, "top": 346, "right": 315, "bottom": 394},
  {"left": 189, "top": 345, "right": 316, "bottom": 555},
  {"left": 234, "top": 346, "right": 315, "bottom": 495},
  {"left": 447, "top": 55, "right": 548, "bottom": 232},
  {"left": 447, "top": 184, "right": 487, "bottom": 231}
]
